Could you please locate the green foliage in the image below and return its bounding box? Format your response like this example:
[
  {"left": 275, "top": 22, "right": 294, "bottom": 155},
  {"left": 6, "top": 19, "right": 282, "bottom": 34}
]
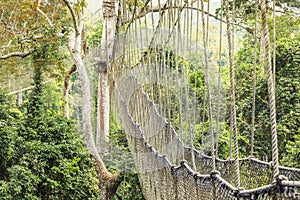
[
  {"left": 234, "top": 17, "right": 300, "bottom": 162},
  {"left": 0, "top": 91, "right": 21, "bottom": 180},
  {"left": 127, "top": 0, "right": 144, "bottom": 12},
  {"left": 0, "top": 0, "right": 71, "bottom": 93},
  {"left": 25, "top": 66, "right": 45, "bottom": 130},
  {"left": 113, "top": 172, "right": 144, "bottom": 200},
  {"left": 103, "top": 118, "right": 145, "bottom": 200},
  {"left": 75, "top": 0, "right": 88, "bottom": 11},
  {"left": 217, "top": 0, "right": 300, "bottom": 26},
  {"left": 193, "top": 121, "right": 230, "bottom": 160},
  {"left": 281, "top": 129, "right": 300, "bottom": 168},
  {"left": 216, "top": 123, "right": 231, "bottom": 159},
  {"left": 85, "top": 14, "right": 103, "bottom": 47},
  {"left": 0, "top": 77, "right": 100, "bottom": 199}
]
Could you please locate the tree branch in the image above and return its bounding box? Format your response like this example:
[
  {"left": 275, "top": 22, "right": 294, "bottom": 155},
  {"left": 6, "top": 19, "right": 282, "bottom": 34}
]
[
  {"left": 1, "top": 40, "right": 12, "bottom": 49},
  {"left": 62, "top": 0, "right": 79, "bottom": 34},
  {"left": 0, "top": 50, "right": 33, "bottom": 60},
  {"left": 37, "top": 6, "right": 53, "bottom": 27},
  {"left": 1, "top": 18, "right": 17, "bottom": 35},
  {"left": 62, "top": 64, "right": 77, "bottom": 98},
  {"left": 8, "top": 79, "right": 55, "bottom": 95},
  {"left": 36, "top": 0, "right": 53, "bottom": 27},
  {"left": 121, "top": 5, "right": 254, "bottom": 34}
]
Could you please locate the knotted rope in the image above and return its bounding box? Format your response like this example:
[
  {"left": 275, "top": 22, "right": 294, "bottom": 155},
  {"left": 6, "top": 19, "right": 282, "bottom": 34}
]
[
  {"left": 225, "top": 0, "right": 240, "bottom": 187},
  {"left": 261, "top": 0, "right": 279, "bottom": 179}
]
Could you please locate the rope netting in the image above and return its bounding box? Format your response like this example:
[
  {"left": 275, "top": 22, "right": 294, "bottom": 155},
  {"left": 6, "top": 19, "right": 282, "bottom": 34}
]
[
  {"left": 111, "top": 0, "right": 300, "bottom": 199},
  {"left": 115, "top": 72, "right": 300, "bottom": 199}
]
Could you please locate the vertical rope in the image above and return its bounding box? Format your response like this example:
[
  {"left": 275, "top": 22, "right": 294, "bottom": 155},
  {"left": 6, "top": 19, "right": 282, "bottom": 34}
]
[
  {"left": 215, "top": 0, "right": 224, "bottom": 158},
  {"left": 251, "top": 0, "right": 259, "bottom": 157},
  {"left": 183, "top": 0, "right": 197, "bottom": 172},
  {"left": 182, "top": 0, "right": 188, "bottom": 148},
  {"left": 201, "top": 0, "right": 215, "bottom": 170},
  {"left": 261, "top": 0, "right": 279, "bottom": 179},
  {"left": 165, "top": 2, "right": 173, "bottom": 159},
  {"left": 192, "top": 0, "right": 201, "bottom": 171},
  {"left": 273, "top": 0, "right": 276, "bottom": 84},
  {"left": 225, "top": 0, "right": 240, "bottom": 187},
  {"left": 173, "top": 0, "right": 186, "bottom": 161},
  {"left": 200, "top": 0, "right": 207, "bottom": 152},
  {"left": 182, "top": 1, "right": 193, "bottom": 152},
  {"left": 201, "top": 85, "right": 207, "bottom": 149}
]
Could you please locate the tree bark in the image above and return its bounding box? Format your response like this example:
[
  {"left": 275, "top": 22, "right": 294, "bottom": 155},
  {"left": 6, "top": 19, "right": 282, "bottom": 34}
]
[
  {"left": 62, "top": 64, "right": 76, "bottom": 118},
  {"left": 62, "top": 0, "right": 121, "bottom": 199},
  {"left": 91, "top": 154, "right": 122, "bottom": 200},
  {"left": 96, "top": 0, "right": 117, "bottom": 149},
  {"left": 96, "top": 70, "right": 110, "bottom": 153}
]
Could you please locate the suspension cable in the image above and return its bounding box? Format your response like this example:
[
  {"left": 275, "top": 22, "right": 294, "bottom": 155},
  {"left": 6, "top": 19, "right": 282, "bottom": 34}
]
[
  {"left": 273, "top": 0, "right": 276, "bottom": 85},
  {"left": 215, "top": 0, "right": 224, "bottom": 158},
  {"left": 225, "top": 0, "right": 240, "bottom": 187},
  {"left": 261, "top": 0, "right": 279, "bottom": 179},
  {"left": 201, "top": 0, "right": 215, "bottom": 170},
  {"left": 251, "top": 0, "right": 259, "bottom": 157}
]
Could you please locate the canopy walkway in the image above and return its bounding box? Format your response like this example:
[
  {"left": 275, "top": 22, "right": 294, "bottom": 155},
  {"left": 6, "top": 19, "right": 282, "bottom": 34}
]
[
  {"left": 2, "top": 0, "right": 299, "bottom": 199},
  {"left": 115, "top": 71, "right": 300, "bottom": 199},
  {"left": 111, "top": 0, "right": 300, "bottom": 199}
]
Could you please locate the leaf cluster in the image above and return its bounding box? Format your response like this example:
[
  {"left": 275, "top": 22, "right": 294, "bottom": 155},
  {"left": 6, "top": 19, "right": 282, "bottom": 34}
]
[
  {"left": 0, "top": 67, "right": 100, "bottom": 199},
  {"left": 233, "top": 18, "right": 300, "bottom": 162}
]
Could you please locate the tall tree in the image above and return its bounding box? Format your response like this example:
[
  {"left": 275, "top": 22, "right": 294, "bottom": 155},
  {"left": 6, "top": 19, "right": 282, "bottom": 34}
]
[
  {"left": 0, "top": 0, "right": 69, "bottom": 93},
  {"left": 61, "top": 1, "right": 121, "bottom": 199},
  {"left": 0, "top": 52, "right": 100, "bottom": 199},
  {"left": 96, "top": 0, "right": 116, "bottom": 153}
]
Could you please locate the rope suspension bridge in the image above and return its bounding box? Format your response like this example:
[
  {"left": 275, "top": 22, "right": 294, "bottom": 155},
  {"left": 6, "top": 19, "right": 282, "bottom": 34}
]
[
  {"left": 2, "top": 0, "right": 300, "bottom": 199},
  {"left": 111, "top": 0, "right": 300, "bottom": 199}
]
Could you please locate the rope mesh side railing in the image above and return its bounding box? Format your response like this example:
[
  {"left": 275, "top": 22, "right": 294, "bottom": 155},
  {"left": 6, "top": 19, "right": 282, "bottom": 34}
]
[
  {"left": 188, "top": 147, "right": 300, "bottom": 189},
  {"left": 113, "top": 23, "right": 300, "bottom": 197},
  {"left": 115, "top": 68, "right": 300, "bottom": 199}
]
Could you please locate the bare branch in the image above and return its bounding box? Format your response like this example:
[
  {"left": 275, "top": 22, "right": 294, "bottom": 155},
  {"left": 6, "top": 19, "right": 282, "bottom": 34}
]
[
  {"left": 19, "top": 34, "right": 64, "bottom": 45},
  {"left": 0, "top": 50, "right": 33, "bottom": 60},
  {"left": 1, "top": 40, "right": 13, "bottom": 49},
  {"left": 36, "top": 1, "right": 53, "bottom": 27},
  {"left": 20, "top": 35, "right": 43, "bottom": 44},
  {"left": 62, "top": 0, "right": 79, "bottom": 34},
  {"left": 8, "top": 0, "right": 19, "bottom": 22}
]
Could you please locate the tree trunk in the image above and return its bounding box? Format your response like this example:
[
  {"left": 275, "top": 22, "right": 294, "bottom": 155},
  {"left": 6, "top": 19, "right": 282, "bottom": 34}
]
[
  {"left": 73, "top": 28, "right": 99, "bottom": 160},
  {"left": 96, "top": 0, "right": 117, "bottom": 149},
  {"left": 73, "top": 37, "right": 120, "bottom": 199},
  {"left": 96, "top": 70, "right": 110, "bottom": 153},
  {"left": 63, "top": 1, "right": 121, "bottom": 198},
  {"left": 91, "top": 154, "right": 122, "bottom": 200},
  {"left": 62, "top": 64, "right": 76, "bottom": 118}
]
